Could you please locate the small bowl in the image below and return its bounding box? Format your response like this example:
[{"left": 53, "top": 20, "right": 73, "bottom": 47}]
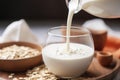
[
  {"left": 0, "top": 41, "right": 42, "bottom": 72},
  {"left": 95, "top": 51, "right": 113, "bottom": 67}
]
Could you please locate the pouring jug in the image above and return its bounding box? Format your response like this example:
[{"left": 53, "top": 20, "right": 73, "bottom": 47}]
[{"left": 66, "top": 0, "right": 120, "bottom": 18}]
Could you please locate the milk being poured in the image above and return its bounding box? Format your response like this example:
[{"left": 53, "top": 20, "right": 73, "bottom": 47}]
[
  {"left": 82, "top": 0, "right": 120, "bottom": 18},
  {"left": 42, "top": 0, "right": 94, "bottom": 77},
  {"left": 66, "top": 0, "right": 120, "bottom": 51},
  {"left": 67, "top": 0, "right": 120, "bottom": 18},
  {"left": 66, "top": 0, "right": 82, "bottom": 52}
]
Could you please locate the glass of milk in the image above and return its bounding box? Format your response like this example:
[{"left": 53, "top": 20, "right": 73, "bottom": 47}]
[{"left": 42, "top": 26, "right": 94, "bottom": 79}]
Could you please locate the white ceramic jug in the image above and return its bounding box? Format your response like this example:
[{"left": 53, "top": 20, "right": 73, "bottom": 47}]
[{"left": 66, "top": 0, "right": 120, "bottom": 18}]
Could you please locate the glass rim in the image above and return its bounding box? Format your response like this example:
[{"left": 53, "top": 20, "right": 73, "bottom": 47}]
[{"left": 48, "top": 26, "right": 91, "bottom": 38}]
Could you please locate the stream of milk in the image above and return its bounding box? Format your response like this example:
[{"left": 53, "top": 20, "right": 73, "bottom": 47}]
[{"left": 66, "top": 0, "right": 82, "bottom": 52}]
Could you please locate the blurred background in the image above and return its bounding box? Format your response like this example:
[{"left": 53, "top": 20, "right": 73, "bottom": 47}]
[
  {"left": 0, "top": 0, "right": 95, "bottom": 20},
  {"left": 0, "top": 0, "right": 119, "bottom": 20},
  {"left": 0, "top": 0, "right": 119, "bottom": 41}
]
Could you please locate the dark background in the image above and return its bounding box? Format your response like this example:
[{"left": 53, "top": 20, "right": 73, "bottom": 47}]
[
  {"left": 0, "top": 0, "right": 101, "bottom": 20},
  {"left": 0, "top": 0, "right": 119, "bottom": 29}
]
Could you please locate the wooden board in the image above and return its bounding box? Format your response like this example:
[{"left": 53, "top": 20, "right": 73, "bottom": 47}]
[
  {"left": 74, "top": 58, "right": 120, "bottom": 80},
  {"left": 0, "top": 57, "right": 119, "bottom": 80}
]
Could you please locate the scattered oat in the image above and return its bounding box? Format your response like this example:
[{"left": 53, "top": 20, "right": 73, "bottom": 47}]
[
  {"left": 8, "top": 65, "right": 89, "bottom": 80},
  {"left": 8, "top": 65, "right": 58, "bottom": 80},
  {"left": 8, "top": 73, "right": 15, "bottom": 79},
  {"left": 12, "top": 78, "right": 18, "bottom": 80}
]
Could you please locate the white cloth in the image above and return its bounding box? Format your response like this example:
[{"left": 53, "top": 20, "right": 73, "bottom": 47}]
[
  {"left": 0, "top": 19, "right": 39, "bottom": 44},
  {"left": 82, "top": 19, "right": 108, "bottom": 31},
  {"left": 82, "top": 19, "right": 120, "bottom": 38}
]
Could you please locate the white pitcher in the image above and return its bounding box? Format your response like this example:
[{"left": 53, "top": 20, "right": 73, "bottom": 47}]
[{"left": 66, "top": 0, "right": 120, "bottom": 18}]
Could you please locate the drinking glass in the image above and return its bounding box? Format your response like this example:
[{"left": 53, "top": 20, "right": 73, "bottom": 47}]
[{"left": 42, "top": 26, "right": 94, "bottom": 79}]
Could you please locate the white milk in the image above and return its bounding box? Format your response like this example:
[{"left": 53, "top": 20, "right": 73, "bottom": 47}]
[
  {"left": 42, "top": 43, "right": 94, "bottom": 77},
  {"left": 73, "top": 0, "right": 120, "bottom": 18}
]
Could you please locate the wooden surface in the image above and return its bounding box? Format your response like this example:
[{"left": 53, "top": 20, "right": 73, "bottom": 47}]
[
  {"left": 0, "top": 57, "right": 119, "bottom": 80},
  {"left": 73, "top": 58, "right": 120, "bottom": 80}
]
